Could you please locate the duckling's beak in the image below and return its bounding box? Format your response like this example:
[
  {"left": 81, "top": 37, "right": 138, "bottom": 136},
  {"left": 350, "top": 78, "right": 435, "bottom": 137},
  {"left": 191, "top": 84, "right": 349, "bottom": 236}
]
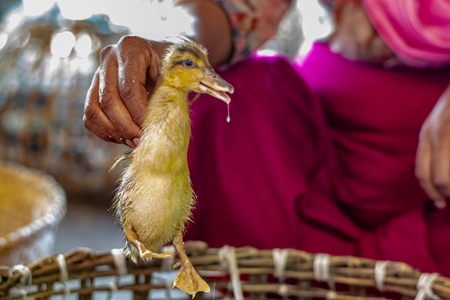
[{"left": 198, "top": 68, "right": 234, "bottom": 103}]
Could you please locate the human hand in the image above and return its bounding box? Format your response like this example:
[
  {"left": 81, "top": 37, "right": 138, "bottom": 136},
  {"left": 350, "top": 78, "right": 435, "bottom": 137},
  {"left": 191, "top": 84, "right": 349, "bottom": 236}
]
[
  {"left": 83, "top": 35, "right": 169, "bottom": 148},
  {"left": 416, "top": 84, "right": 450, "bottom": 209},
  {"left": 328, "top": 1, "right": 394, "bottom": 63}
]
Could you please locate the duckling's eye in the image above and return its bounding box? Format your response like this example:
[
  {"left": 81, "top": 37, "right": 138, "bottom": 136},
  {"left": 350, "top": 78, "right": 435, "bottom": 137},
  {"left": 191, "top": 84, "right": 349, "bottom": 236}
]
[{"left": 182, "top": 60, "right": 194, "bottom": 67}]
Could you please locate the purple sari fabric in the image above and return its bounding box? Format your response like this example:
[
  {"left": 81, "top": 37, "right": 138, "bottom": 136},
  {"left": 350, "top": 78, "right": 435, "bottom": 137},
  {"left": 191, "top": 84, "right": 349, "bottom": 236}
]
[{"left": 185, "top": 43, "right": 450, "bottom": 275}]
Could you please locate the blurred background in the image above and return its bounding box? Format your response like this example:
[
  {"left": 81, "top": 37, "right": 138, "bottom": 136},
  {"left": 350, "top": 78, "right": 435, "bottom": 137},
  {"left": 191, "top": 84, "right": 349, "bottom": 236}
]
[{"left": 0, "top": 0, "right": 331, "bottom": 262}]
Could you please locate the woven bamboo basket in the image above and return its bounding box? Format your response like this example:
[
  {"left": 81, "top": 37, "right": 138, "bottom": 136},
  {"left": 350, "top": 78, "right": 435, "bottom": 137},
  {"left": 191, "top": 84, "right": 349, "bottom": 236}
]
[
  {"left": 0, "top": 240, "right": 449, "bottom": 300},
  {"left": 0, "top": 160, "right": 66, "bottom": 267}
]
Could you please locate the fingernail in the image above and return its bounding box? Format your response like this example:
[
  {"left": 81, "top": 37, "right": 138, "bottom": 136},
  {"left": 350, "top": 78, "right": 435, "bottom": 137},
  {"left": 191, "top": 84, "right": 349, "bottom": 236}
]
[
  {"left": 435, "top": 201, "right": 447, "bottom": 209},
  {"left": 132, "top": 137, "right": 140, "bottom": 147},
  {"left": 125, "top": 139, "right": 136, "bottom": 148}
]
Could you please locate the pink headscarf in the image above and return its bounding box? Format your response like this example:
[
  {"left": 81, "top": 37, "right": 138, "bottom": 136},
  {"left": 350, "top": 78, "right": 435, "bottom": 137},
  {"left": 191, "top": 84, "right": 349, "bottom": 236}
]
[{"left": 363, "top": 0, "right": 450, "bottom": 68}]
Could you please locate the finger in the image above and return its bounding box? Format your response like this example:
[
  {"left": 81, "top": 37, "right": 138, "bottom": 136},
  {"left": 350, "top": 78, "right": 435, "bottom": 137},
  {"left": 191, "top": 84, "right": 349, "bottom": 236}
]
[
  {"left": 153, "top": 72, "right": 164, "bottom": 93},
  {"left": 147, "top": 43, "right": 162, "bottom": 87},
  {"left": 431, "top": 123, "right": 450, "bottom": 199},
  {"left": 416, "top": 130, "right": 446, "bottom": 208},
  {"left": 98, "top": 46, "right": 142, "bottom": 142},
  {"left": 143, "top": 50, "right": 162, "bottom": 98},
  {"left": 84, "top": 71, "right": 120, "bottom": 143},
  {"left": 117, "top": 41, "right": 160, "bottom": 125}
]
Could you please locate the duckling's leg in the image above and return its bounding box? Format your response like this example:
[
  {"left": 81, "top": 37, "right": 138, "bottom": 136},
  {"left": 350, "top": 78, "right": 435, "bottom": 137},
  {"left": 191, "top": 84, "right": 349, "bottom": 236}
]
[
  {"left": 172, "top": 232, "right": 210, "bottom": 298},
  {"left": 124, "top": 226, "right": 173, "bottom": 259}
]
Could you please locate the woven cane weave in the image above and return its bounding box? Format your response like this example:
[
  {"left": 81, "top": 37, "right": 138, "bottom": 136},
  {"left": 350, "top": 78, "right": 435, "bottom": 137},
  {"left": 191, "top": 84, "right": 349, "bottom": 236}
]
[
  {"left": 0, "top": 160, "right": 66, "bottom": 266},
  {"left": 0, "top": 6, "right": 128, "bottom": 196},
  {"left": 0, "top": 241, "right": 449, "bottom": 299}
]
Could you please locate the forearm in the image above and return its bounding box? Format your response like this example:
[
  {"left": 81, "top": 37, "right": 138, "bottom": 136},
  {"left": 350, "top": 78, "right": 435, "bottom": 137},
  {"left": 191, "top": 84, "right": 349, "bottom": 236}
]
[
  {"left": 175, "top": 0, "right": 233, "bottom": 68},
  {"left": 121, "top": 0, "right": 232, "bottom": 68},
  {"left": 158, "top": 0, "right": 292, "bottom": 68}
]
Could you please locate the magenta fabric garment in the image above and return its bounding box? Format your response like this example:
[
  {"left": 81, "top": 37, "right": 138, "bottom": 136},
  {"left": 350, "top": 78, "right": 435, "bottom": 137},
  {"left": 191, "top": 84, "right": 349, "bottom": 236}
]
[
  {"left": 186, "top": 55, "right": 334, "bottom": 250},
  {"left": 184, "top": 43, "right": 450, "bottom": 275},
  {"left": 363, "top": 0, "right": 450, "bottom": 68},
  {"left": 298, "top": 42, "right": 450, "bottom": 274}
]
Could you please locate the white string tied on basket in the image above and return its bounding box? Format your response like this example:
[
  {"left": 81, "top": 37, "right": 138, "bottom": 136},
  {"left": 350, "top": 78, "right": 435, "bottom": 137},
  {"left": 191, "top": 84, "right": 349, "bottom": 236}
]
[
  {"left": 313, "top": 253, "right": 335, "bottom": 290},
  {"left": 55, "top": 254, "right": 70, "bottom": 296},
  {"left": 278, "top": 284, "right": 289, "bottom": 298},
  {"left": 158, "top": 246, "right": 175, "bottom": 300},
  {"left": 107, "top": 280, "right": 119, "bottom": 300},
  {"left": 218, "top": 245, "right": 243, "bottom": 300},
  {"left": 10, "top": 265, "right": 32, "bottom": 286},
  {"left": 7, "top": 265, "right": 32, "bottom": 299},
  {"left": 109, "top": 248, "right": 129, "bottom": 300},
  {"left": 111, "top": 248, "right": 128, "bottom": 276},
  {"left": 415, "top": 273, "right": 441, "bottom": 300},
  {"left": 374, "top": 260, "right": 389, "bottom": 291},
  {"left": 161, "top": 245, "right": 175, "bottom": 272},
  {"left": 326, "top": 291, "right": 337, "bottom": 300},
  {"left": 272, "top": 248, "right": 289, "bottom": 282}
]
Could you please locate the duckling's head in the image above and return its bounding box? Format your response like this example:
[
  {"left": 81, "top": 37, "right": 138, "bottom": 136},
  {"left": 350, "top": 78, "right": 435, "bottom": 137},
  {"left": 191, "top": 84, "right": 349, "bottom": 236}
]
[{"left": 161, "top": 37, "right": 234, "bottom": 103}]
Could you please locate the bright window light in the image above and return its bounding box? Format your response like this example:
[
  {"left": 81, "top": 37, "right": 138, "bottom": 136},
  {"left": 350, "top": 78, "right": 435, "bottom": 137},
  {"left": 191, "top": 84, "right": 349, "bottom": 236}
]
[{"left": 50, "top": 31, "right": 76, "bottom": 58}]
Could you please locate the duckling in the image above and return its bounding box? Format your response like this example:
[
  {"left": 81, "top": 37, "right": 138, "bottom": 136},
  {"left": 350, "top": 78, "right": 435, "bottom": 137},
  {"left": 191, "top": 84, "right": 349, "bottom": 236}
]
[{"left": 112, "top": 37, "right": 234, "bottom": 297}]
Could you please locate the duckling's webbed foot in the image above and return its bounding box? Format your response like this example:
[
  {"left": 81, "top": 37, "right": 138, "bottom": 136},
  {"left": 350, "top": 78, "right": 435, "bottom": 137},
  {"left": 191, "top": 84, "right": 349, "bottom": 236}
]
[
  {"left": 172, "top": 233, "right": 210, "bottom": 298},
  {"left": 124, "top": 226, "right": 173, "bottom": 260}
]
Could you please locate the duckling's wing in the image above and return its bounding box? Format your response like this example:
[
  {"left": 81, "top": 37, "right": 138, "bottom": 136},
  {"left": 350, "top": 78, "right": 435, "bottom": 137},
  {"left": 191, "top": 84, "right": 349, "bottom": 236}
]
[{"left": 110, "top": 152, "right": 132, "bottom": 171}]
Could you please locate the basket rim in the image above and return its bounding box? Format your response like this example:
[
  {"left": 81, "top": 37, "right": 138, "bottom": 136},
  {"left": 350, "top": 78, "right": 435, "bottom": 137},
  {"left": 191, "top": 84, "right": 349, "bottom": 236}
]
[
  {"left": 2, "top": 243, "right": 449, "bottom": 300},
  {"left": 0, "top": 160, "right": 67, "bottom": 252}
]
